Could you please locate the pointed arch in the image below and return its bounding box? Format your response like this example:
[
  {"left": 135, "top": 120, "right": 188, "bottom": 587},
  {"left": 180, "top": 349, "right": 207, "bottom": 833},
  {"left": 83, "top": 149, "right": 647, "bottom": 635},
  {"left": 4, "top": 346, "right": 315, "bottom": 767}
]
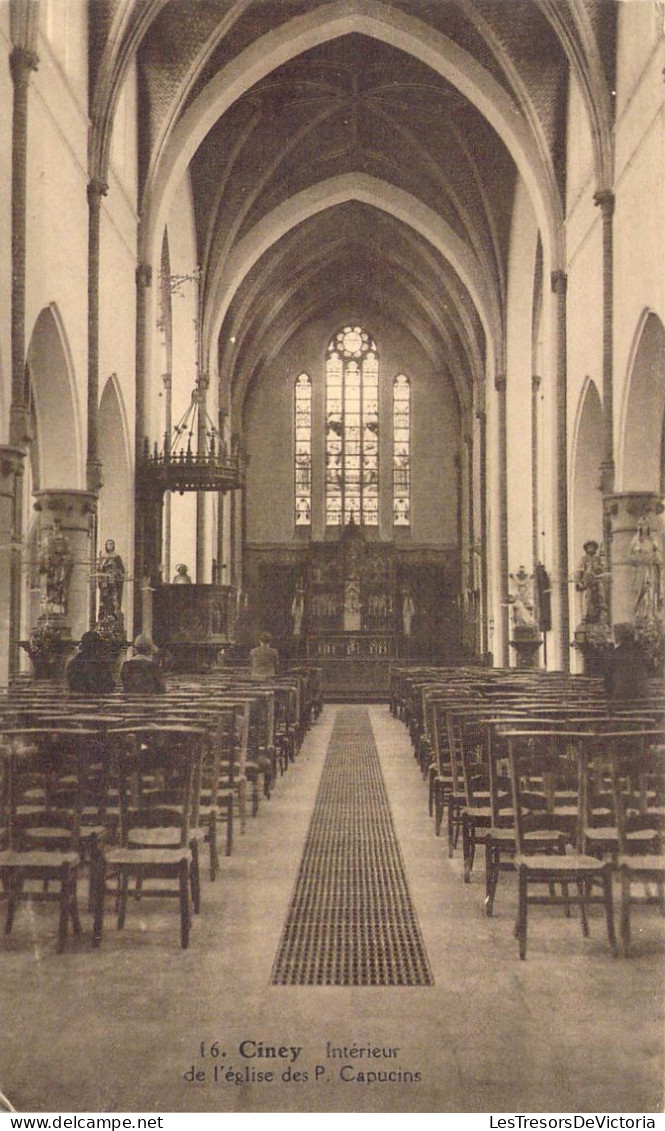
[
  {"left": 26, "top": 305, "right": 83, "bottom": 489},
  {"left": 619, "top": 311, "right": 665, "bottom": 493},
  {"left": 98, "top": 372, "right": 133, "bottom": 560},
  {"left": 570, "top": 377, "right": 604, "bottom": 559}
]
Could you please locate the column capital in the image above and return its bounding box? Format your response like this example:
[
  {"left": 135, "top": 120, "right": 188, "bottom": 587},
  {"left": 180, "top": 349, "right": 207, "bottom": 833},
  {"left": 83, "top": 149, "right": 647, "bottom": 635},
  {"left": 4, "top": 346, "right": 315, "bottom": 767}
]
[
  {"left": 599, "top": 458, "right": 615, "bottom": 497},
  {"left": 593, "top": 189, "right": 615, "bottom": 218},
  {"left": 9, "top": 403, "right": 32, "bottom": 450},
  {"left": 473, "top": 380, "right": 486, "bottom": 415},
  {"left": 136, "top": 263, "right": 153, "bottom": 289},
  {"left": 86, "top": 458, "right": 104, "bottom": 494},
  {"left": 9, "top": 45, "right": 38, "bottom": 84},
  {"left": 33, "top": 489, "right": 98, "bottom": 527},
  {"left": 551, "top": 269, "right": 567, "bottom": 295},
  {"left": 87, "top": 178, "right": 109, "bottom": 206},
  {"left": 603, "top": 491, "right": 664, "bottom": 530},
  {"left": 0, "top": 445, "right": 25, "bottom": 491}
]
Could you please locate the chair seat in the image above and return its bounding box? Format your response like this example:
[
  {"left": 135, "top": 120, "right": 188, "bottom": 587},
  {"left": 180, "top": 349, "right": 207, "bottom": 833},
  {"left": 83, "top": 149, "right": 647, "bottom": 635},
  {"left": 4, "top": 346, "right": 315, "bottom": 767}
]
[
  {"left": 24, "top": 827, "right": 72, "bottom": 842},
  {"left": 103, "top": 846, "right": 192, "bottom": 867},
  {"left": 126, "top": 827, "right": 183, "bottom": 849},
  {"left": 515, "top": 852, "right": 608, "bottom": 872},
  {"left": 0, "top": 849, "right": 79, "bottom": 868},
  {"left": 465, "top": 807, "right": 515, "bottom": 823},
  {"left": 617, "top": 854, "right": 665, "bottom": 873},
  {"left": 463, "top": 806, "right": 493, "bottom": 821},
  {"left": 586, "top": 827, "right": 659, "bottom": 844}
]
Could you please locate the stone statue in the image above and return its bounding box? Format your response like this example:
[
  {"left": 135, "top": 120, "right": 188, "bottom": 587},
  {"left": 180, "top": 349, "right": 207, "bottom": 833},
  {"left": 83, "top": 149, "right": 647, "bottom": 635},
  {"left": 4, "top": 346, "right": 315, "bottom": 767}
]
[
  {"left": 402, "top": 588, "right": 415, "bottom": 636},
  {"left": 291, "top": 588, "right": 305, "bottom": 636},
  {"left": 574, "top": 540, "right": 608, "bottom": 625},
  {"left": 38, "top": 518, "right": 74, "bottom": 616},
  {"left": 97, "top": 538, "right": 125, "bottom": 619},
  {"left": 508, "top": 566, "right": 536, "bottom": 629},
  {"left": 629, "top": 515, "right": 663, "bottom": 624}
]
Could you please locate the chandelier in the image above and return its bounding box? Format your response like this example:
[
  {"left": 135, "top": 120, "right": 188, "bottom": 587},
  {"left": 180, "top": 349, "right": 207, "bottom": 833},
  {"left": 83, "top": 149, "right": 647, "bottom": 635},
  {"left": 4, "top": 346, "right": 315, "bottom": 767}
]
[
  {"left": 139, "top": 387, "right": 241, "bottom": 495},
  {"left": 139, "top": 265, "right": 241, "bottom": 496}
]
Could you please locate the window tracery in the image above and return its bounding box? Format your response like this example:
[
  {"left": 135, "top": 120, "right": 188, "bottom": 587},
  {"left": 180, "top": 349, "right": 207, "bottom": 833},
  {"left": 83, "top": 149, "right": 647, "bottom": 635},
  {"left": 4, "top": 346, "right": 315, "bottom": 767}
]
[
  {"left": 325, "top": 326, "right": 379, "bottom": 526},
  {"left": 294, "top": 373, "right": 312, "bottom": 526},
  {"left": 393, "top": 374, "right": 411, "bottom": 527}
]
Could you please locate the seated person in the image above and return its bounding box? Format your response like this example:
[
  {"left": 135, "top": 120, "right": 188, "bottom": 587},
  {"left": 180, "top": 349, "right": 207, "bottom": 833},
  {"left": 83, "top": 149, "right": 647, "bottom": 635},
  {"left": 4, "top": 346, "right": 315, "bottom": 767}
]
[
  {"left": 173, "top": 563, "right": 193, "bottom": 584},
  {"left": 66, "top": 631, "right": 116, "bottom": 694},
  {"left": 249, "top": 632, "right": 279, "bottom": 679},
  {"left": 121, "top": 634, "right": 166, "bottom": 694},
  {"left": 604, "top": 622, "right": 650, "bottom": 701}
]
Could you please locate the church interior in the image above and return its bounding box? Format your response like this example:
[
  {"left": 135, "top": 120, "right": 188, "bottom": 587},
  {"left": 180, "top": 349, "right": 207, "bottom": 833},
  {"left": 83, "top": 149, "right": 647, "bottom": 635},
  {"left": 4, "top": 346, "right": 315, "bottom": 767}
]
[{"left": 0, "top": 0, "right": 664, "bottom": 1116}]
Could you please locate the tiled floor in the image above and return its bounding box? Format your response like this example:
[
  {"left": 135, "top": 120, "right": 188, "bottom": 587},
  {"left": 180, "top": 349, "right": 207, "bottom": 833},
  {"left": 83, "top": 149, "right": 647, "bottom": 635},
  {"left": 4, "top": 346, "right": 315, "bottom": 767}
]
[{"left": 1, "top": 705, "right": 663, "bottom": 1114}]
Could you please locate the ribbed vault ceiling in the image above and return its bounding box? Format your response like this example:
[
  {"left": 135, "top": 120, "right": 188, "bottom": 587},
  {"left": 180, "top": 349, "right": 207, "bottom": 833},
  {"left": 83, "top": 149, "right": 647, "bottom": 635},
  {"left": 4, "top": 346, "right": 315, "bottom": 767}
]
[{"left": 90, "top": 1, "right": 616, "bottom": 414}]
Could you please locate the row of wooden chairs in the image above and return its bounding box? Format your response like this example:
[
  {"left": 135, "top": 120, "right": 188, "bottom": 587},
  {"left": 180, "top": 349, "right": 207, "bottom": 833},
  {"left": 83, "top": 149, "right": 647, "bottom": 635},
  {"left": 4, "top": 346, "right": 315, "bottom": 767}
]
[
  {"left": 392, "top": 663, "right": 665, "bottom": 958},
  {"left": 0, "top": 664, "right": 321, "bottom": 951}
]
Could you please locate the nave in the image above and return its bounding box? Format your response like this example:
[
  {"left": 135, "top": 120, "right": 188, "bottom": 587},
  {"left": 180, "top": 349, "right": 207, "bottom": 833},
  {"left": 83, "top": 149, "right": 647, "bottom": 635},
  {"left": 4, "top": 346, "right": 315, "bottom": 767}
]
[{"left": 1, "top": 704, "right": 662, "bottom": 1115}]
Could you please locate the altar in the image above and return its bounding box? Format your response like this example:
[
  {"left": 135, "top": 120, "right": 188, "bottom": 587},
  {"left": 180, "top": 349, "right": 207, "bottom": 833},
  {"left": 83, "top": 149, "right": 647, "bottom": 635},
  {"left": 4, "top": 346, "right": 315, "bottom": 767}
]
[{"left": 242, "top": 523, "right": 463, "bottom": 699}]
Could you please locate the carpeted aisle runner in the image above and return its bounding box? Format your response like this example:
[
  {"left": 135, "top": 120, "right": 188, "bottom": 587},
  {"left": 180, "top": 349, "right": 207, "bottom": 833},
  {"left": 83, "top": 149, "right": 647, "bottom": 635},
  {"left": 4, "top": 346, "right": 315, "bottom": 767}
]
[{"left": 271, "top": 707, "right": 433, "bottom": 985}]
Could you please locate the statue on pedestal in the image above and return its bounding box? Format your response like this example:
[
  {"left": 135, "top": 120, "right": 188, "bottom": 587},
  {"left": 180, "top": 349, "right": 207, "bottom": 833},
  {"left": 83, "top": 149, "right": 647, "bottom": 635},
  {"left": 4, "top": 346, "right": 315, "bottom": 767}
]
[
  {"left": 574, "top": 539, "right": 609, "bottom": 626},
  {"left": 97, "top": 538, "right": 125, "bottom": 619},
  {"left": 38, "top": 518, "right": 73, "bottom": 616},
  {"left": 572, "top": 539, "right": 612, "bottom": 673},
  {"left": 401, "top": 587, "right": 415, "bottom": 637},
  {"left": 508, "top": 566, "right": 536, "bottom": 630},
  {"left": 629, "top": 516, "right": 663, "bottom": 624},
  {"left": 291, "top": 587, "right": 305, "bottom": 637}
]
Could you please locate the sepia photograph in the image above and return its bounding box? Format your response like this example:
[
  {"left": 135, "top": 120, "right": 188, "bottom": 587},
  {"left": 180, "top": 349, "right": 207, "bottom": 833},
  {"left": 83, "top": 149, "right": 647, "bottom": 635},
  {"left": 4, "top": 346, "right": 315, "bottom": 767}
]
[{"left": 0, "top": 0, "right": 663, "bottom": 1117}]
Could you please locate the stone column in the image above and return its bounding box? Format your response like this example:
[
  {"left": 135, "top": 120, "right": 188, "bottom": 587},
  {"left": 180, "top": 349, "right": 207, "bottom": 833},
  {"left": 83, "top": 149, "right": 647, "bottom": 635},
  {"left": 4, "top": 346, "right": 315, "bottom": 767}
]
[
  {"left": 33, "top": 490, "right": 97, "bottom": 642},
  {"left": 85, "top": 179, "right": 107, "bottom": 628},
  {"left": 604, "top": 492, "right": 664, "bottom": 626},
  {"left": 475, "top": 402, "right": 489, "bottom": 661},
  {"left": 0, "top": 446, "right": 25, "bottom": 682},
  {"left": 133, "top": 263, "right": 152, "bottom": 634},
  {"left": 86, "top": 178, "right": 108, "bottom": 493},
  {"left": 552, "top": 269, "right": 570, "bottom": 671},
  {"left": 162, "top": 372, "right": 172, "bottom": 585},
  {"left": 595, "top": 190, "right": 615, "bottom": 496},
  {"left": 8, "top": 33, "right": 38, "bottom": 680},
  {"left": 531, "top": 373, "right": 541, "bottom": 573},
  {"left": 9, "top": 41, "right": 38, "bottom": 452},
  {"left": 195, "top": 373, "right": 209, "bottom": 582},
  {"left": 495, "top": 373, "right": 510, "bottom": 666}
]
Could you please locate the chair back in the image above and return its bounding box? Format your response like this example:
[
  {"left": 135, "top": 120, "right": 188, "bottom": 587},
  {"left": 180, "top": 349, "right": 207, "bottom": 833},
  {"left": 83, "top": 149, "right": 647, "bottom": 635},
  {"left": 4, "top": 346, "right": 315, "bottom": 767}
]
[
  {"left": 607, "top": 730, "right": 665, "bottom": 854},
  {"left": 108, "top": 724, "right": 205, "bottom": 848}
]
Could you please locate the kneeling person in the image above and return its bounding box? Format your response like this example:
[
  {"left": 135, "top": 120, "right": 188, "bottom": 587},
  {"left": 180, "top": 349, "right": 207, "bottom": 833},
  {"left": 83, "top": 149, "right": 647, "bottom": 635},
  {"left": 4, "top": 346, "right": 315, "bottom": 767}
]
[{"left": 121, "top": 634, "right": 166, "bottom": 694}]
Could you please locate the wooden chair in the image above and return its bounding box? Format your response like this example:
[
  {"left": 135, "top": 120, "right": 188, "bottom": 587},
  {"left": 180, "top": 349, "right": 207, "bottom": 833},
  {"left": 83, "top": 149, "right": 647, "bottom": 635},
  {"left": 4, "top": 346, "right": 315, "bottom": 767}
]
[
  {"left": 505, "top": 729, "right": 618, "bottom": 960},
  {"left": 194, "top": 704, "right": 247, "bottom": 876},
  {"left": 0, "top": 727, "right": 98, "bottom": 952},
  {"left": 484, "top": 719, "right": 567, "bottom": 916},
  {"left": 609, "top": 731, "right": 665, "bottom": 955},
  {"left": 92, "top": 724, "right": 205, "bottom": 949}
]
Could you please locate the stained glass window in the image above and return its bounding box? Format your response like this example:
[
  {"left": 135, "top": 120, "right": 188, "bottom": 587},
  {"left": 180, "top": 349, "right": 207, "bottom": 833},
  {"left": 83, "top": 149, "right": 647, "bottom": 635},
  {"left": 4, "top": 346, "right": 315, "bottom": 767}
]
[
  {"left": 393, "top": 374, "right": 410, "bottom": 526},
  {"left": 325, "top": 325, "right": 379, "bottom": 526},
  {"left": 294, "top": 373, "right": 312, "bottom": 526}
]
